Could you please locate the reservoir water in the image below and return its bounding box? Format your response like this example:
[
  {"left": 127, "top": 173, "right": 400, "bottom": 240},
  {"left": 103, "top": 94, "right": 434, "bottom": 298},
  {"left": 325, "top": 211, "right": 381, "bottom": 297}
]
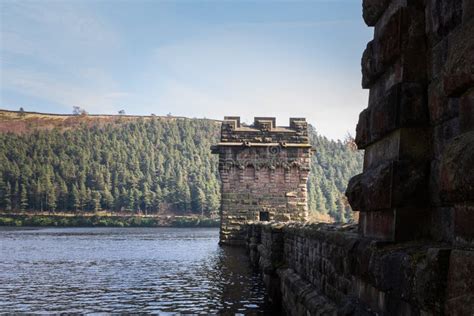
[{"left": 0, "top": 227, "right": 274, "bottom": 314}]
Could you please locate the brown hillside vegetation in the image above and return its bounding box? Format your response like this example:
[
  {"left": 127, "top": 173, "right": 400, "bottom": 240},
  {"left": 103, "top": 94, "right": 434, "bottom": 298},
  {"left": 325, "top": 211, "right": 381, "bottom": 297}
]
[{"left": 0, "top": 109, "right": 218, "bottom": 134}]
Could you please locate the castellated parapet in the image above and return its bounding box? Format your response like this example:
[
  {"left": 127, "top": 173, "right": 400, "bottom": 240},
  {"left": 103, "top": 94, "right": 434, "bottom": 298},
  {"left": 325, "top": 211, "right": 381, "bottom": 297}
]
[{"left": 211, "top": 117, "right": 312, "bottom": 246}]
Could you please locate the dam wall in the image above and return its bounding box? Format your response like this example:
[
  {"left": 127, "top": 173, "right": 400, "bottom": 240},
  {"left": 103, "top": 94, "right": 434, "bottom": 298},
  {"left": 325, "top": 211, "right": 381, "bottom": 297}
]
[{"left": 246, "top": 222, "right": 471, "bottom": 315}]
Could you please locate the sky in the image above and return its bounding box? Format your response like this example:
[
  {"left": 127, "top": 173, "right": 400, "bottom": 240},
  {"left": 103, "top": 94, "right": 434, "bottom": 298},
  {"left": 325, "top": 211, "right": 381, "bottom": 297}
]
[{"left": 0, "top": 0, "right": 373, "bottom": 140}]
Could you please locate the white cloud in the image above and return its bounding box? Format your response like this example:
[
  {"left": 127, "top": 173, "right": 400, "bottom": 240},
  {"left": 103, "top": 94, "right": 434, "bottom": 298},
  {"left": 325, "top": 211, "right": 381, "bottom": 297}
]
[
  {"left": 2, "top": 68, "right": 126, "bottom": 113},
  {"left": 0, "top": 0, "right": 127, "bottom": 113},
  {"left": 135, "top": 27, "right": 367, "bottom": 139},
  {"left": 0, "top": 1, "right": 119, "bottom": 60}
]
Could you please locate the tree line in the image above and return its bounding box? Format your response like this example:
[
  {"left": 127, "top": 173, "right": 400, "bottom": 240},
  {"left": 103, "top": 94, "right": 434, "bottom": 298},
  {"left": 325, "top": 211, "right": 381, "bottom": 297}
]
[
  {"left": 0, "top": 118, "right": 221, "bottom": 216},
  {"left": 0, "top": 117, "right": 362, "bottom": 222},
  {"left": 306, "top": 125, "right": 363, "bottom": 222}
]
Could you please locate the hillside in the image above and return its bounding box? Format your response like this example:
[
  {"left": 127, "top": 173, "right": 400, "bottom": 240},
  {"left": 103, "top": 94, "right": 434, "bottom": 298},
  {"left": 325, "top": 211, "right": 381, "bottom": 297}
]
[
  {"left": 0, "top": 110, "right": 363, "bottom": 222},
  {"left": 0, "top": 109, "right": 213, "bottom": 134}
]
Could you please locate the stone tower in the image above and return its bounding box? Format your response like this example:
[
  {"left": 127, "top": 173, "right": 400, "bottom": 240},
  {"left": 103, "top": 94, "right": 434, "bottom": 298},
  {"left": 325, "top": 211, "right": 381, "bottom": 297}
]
[{"left": 212, "top": 117, "right": 312, "bottom": 246}]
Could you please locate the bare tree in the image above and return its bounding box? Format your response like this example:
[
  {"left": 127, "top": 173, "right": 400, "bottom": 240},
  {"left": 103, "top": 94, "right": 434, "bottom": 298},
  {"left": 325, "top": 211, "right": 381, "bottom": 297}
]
[
  {"left": 344, "top": 132, "right": 358, "bottom": 151},
  {"left": 73, "top": 106, "right": 88, "bottom": 116},
  {"left": 72, "top": 106, "right": 81, "bottom": 115}
]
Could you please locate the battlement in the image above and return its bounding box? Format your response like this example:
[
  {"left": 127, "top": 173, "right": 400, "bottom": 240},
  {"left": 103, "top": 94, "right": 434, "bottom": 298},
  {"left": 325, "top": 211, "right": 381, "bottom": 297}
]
[
  {"left": 212, "top": 116, "right": 312, "bottom": 245},
  {"left": 219, "top": 117, "right": 309, "bottom": 147}
]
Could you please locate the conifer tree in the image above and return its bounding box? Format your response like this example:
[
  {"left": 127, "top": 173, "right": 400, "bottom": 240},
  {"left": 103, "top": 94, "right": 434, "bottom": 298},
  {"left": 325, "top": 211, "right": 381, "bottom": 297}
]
[
  {"left": 13, "top": 181, "right": 19, "bottom": 210},
  {"left": 0, "top": 177, "right": 5, "bottom": 209},
  {"left": 20, "top": 183, "right": 28, "bottom": 211},
  {"left": 4, "top": 182, "right": 12, "bottom": 211},
  {"left": 72, "top": 185, "right": 80, "bottom": 211},
  {"left": 46, "top": 186, "right": 57, "bottom": 211},
  {"left": 142, "top": 183, "right": 152, "bottom": 213},
  {"left": 92, "top": 191, "right": 101, "bottom": 212},
  {"left": 102, "top": 188, "right": 114, "bottom": 210},
  {"left": 58, "top": 181, "right": 68, "bottom": 211}
]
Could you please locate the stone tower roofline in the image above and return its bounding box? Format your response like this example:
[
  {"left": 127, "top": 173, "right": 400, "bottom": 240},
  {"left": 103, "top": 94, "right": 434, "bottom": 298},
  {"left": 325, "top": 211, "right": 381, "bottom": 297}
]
[
  {"left": 213, "top": 116, "right": 311, "bottom": 151},
  {"left": 222, "top": 116, "right": 308, "bottom": 133}
]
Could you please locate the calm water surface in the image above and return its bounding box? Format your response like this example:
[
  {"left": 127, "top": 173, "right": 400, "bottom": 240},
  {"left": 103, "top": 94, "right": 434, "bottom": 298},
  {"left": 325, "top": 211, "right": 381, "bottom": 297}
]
[{"left": 0, "top": 227, "right": 274, "bottom": 314}]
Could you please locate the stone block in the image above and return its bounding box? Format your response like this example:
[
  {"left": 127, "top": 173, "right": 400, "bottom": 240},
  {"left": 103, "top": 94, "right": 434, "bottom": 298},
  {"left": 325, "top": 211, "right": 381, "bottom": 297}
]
[
  {"left": 355, "top": 108, "right": 370, "bottom": 148},
  {"left": 358, "top": 207, "right": 430, "bottom": 241},
  {"left": 363, "top": 128, "right": 430, "bottom": 170},
  {"left": 362, "top": 0, "right": 391, "bottom": 26},
  {"left": 361, "top": 41, "right": 379, "bottom": 89},
  {"left": 452, "top": 204, "right": 474, "bottom": 246},
  {"left": 460, "top": 88, "right": 474, "bottom": 132},
  {"left": 353, "top": 278, "right": 386, "bottom": 313},
  {"left": 445, "top": 250, "right": 474, "bottom": 315},
  {"left": 358, "top": 210, "right": 395, "bottom": 240},
  {"left": 373, "top": 83, "right": 428, "bottom": 140},
  {"left": 439, "top": 131, "right": 474, "bottom": 203},
  {"left": 464, "top": 0, "right": 474, "bottom": 22},
  {"left": 399, "top": 7, "right": 428, "bottom": 83},
  {"left": 370, "top": 87, "right": 400, "bottom": 140},
  {"left": 430, "top": 207, "right": 454, "bottom": 243},
  {"left": 442, "top": 19, "right": 474, "bottom": 97},
  {"left": 377, "top": 8, "right": 403, "bottom": 67},
  {"left": 346, "top": 160, "right": 429, "bottom": 213},
  {"left": 429, "top": 36, "right": 449, "bottom": 80},
  {"left": 428, "top": 80, "right": 458, "bottom": 124},
  {"left": 362, "top": 5, "right": 427, "bottom": 89},
  {"left": 432, "top": 117, "right": 461, "bottom": 158},
  {"left": 361, "top": 8, "right": 403, "bottom": 88},
  {"left": 413, "top": 248, "right": 451, "bottom": 312},
  {"left": 357, "top": 83, "right": 429, "bottom": 148},
  {"left": 354, "top": 246, "right": 450, "bottom": 312},
  {"left": 426, "top": 0, "right": 463, "bottom": 44}
]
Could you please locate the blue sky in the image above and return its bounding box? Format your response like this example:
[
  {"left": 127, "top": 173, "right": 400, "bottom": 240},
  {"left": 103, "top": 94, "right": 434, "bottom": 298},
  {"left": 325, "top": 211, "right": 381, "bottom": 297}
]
[{"left": 0, "top": 0, "right": 372, "bottom": 140}]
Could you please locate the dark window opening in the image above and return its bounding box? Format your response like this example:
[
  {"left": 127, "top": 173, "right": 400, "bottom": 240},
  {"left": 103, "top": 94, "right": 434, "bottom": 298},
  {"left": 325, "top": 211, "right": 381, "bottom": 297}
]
[{"left": 259, "top": 211, "right": 269, "bottom": 222}]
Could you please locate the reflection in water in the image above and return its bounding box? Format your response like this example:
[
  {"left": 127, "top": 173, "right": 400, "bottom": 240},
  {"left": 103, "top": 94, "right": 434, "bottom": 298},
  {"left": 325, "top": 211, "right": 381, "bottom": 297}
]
[{"left": 0, "top": 227, "right": 276, "bottom": 314}]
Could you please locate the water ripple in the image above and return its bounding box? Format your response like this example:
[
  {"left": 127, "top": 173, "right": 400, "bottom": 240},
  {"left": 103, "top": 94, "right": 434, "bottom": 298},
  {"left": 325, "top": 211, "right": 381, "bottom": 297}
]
[{"left": 0, "top": 227, "right": 275, "bottom": 314}]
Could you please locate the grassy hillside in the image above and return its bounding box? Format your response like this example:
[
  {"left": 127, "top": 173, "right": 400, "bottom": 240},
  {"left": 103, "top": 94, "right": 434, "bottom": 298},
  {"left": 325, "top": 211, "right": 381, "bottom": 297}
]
[
  {"left": 0, "top": 109, "right": 214, "bottom": 134},
  {"left": 0, "top": 109, "right": 362, "bottom": 222}
]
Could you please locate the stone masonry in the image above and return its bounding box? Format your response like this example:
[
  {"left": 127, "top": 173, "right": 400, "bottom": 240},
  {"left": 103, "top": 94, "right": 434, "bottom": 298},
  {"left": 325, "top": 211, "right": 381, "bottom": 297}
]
[
  {"left": 240, "top": 1, "right": 474, "bottom": 315},
  {"left": 347, "top": 0, "right": 474, "bottom": 246},
  {"left": 345, "top": 1, "right": 474, "bottom": 312},
  {"left": 247, "top": 222, "right": 462, "bottom": 315},
  {"left": 211, "top": 117, "right": 312, "bottom": 246}
]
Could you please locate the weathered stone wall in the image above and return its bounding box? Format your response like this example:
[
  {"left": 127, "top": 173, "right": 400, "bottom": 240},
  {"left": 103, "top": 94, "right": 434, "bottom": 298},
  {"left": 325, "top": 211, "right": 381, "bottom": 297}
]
[
  {"left": 341, "top": 1, "right": 474, "bottom": 314},
  {"left": 347, "top": 0, "right": 474, "bottom": 246},
  {"left": 247, "top": 222, "right": 472, "bottom": 315},
  {"left": 212, "top": 117, "right": 312, "bottom": 245}
]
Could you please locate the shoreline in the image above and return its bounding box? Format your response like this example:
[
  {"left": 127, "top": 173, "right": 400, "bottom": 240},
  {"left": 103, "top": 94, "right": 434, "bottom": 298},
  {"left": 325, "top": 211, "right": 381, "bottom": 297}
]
[{"left": 0, "top": 214, "right": 220, "bottom": 228}]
